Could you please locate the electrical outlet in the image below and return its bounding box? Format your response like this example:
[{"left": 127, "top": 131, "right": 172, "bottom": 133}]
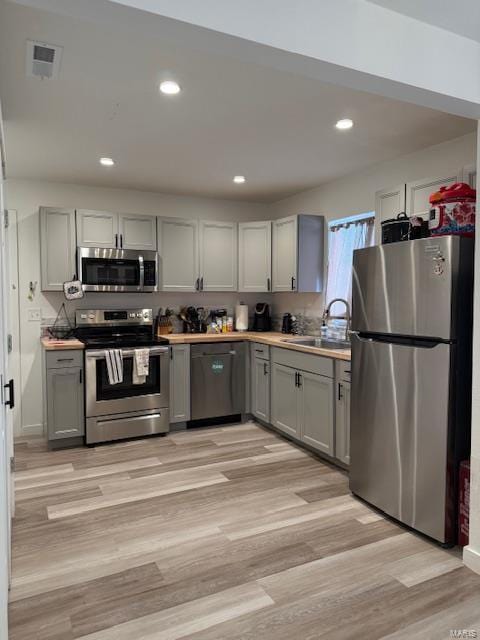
[{"left": 28, "top": 308, "right": 42, "bottom": 322}]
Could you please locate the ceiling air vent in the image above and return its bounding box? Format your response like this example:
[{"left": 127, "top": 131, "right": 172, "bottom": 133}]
[{"left": 26, "top": 40, "right": 63, "bottom": 79}]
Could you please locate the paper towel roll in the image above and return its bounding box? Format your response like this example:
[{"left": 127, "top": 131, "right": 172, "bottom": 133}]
[{"left": 235, "top": 304, "right": 248, "bottom": 332}]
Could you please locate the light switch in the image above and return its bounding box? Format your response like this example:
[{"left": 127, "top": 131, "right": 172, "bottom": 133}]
[{"left": 28, "top": 308, "right": 42, "bottom": 322}]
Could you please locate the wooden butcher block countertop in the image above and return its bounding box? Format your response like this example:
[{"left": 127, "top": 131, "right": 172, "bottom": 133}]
[
  {"left": 165, "top": 331, "right": 351, "bottom": 361},
  {"left": 41, "top": 337, "right": 85, "bottom": 351}
]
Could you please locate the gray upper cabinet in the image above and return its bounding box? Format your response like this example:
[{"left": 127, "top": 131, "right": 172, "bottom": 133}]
[
  {"left": 40, "top": 207, "right": 76, "bottom": 291},
  {"left": 374, "top": 184, "right": 406, "bottom": 243},
  {"left": 374, "top": 173, "right": 461, "bottom": 243},
  {"left": 158, "top": 217, "right": 199, "bottom": 292},
  {"left": 119, "top": 214, "right": 157, "bottom": 251},
  {"left": 272, "top": 214, "right": 324, "bottom": 293},
  {"left": 301, "top": 370, "right": 334, "bottom": 456},
  {"left": 44, "top": 350, "right": 84, "bottom": 441},
  {"left": 77, "top": 209, "right": 157, "bottom": 250},
  {"left": 158, "top": 217, "right": 238, "bottom": 293},
  {"left": 238, "top": 221, "right": 272, "bottom": 292},
  {"left": 169, "top": 344, "right": 191, "bottom": 423},
  {"left": 76, "top": 209, "right": 118, "bottom": 248},
  {"left": 462, "top": 164, "right": 477, "bottom": 189},
  {"left": 272, "top": 215, "right": 297, "bottom": 292},
  {"left": 199, "top": 220, "right": 238, "bottom": 292},
  {"left": 406, "top": 173, "right": 460, "bottom": 218}
]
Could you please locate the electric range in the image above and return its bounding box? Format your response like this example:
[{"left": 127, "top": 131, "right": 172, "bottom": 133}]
[{"left": 75, "top": 309, "right": 170, "bottom": 445}]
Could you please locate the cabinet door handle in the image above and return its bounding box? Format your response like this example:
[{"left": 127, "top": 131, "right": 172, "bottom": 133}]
[
  {"left": 267, "top": 277, "right": 271, "bottom": 291},
  {"left": 200, "top": 277, "right": 204, "bottom": 291},
  {"left": 338, "top": 382, "right": 343, "bottom": 400},
  {"left": 291, "top": 276, "right": 296, "bottom": 291},
  {"left": 297, "top": 372, "right": 302, "bottom": 387},
  {"left": 79, "top": 370, "right": 83, "bottom": 384},
  {"left": 263, "top": 362, "right": 268, "bottom": 376},
  {"left": 120, "top": 234, "right": 123, "bottom": 248},
  {"left": 3, "top": 379, "right": 14, "bottom": 410},
  {"left": 195, "top": 278, "right": 200, "bottom": 291},
  {"left": 294, "top": 372, "right": 299, "bottom": 387},
  {"left": 115, "top": 233, "right": 118, "bottom": 248},
  {"left": 57, "top": 358, "right": 74, "bottom": 362}
]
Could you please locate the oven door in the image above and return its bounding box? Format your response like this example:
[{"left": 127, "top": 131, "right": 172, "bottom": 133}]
[
  {"left": 78, "top": 247, "right": 143, "bottom": 292},
  {"left": 85, "top": 346, "right": 169, "bottom": 417}
]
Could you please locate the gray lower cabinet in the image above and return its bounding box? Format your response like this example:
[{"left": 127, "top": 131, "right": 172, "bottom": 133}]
[
  {"left": 251, "top": 348, "right": 270, "bottom": 423},
  {"left": 300, "top": 370, "right": 334, "bottom": 455},
  {"left": 270, "top": 348, "right": 335, "bottom": 456},
  {"left": 169, "top": 344, "right": 191, "bottom": 423},
  {"left": 44, "top": 351, "right": 85, "bottom": 441},
  {"left": 335, "top": 360, "right": 351, "bottom": 465},
  {"left": 271, "top": 362, "right": 299, "bottom": 438}
]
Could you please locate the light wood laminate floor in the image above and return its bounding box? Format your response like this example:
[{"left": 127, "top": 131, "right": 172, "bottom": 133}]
[{"left": 10, "top": 423, "right": 480, "bottom": 640}]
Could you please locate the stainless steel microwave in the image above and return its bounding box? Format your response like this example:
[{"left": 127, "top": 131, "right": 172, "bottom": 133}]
[{"left": 77, "top": 247, "right": 158, "bottom": 292}]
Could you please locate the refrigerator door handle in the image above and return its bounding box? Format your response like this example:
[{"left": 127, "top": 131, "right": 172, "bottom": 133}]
[
  {"left": 349, "top": 330, "right": 373, "bottom": 343},
  {"left": 350, "top": 330, "right": 446, "bottom": 349}
]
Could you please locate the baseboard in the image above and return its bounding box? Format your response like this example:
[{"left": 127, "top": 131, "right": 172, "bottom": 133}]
[
  {"left": 169, "top": 422, "right": 187, "bottom": 432},
  {"left": 463, "top": 545, "right": 480, "bottom": 574},
  {"left": 21, "top": 423, "right": 44, "bottom": 437}
]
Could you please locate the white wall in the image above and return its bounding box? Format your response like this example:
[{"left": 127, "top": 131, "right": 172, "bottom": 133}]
[
  {"left": 6, "top": 178, "right": 272, "bottom": 434},
  {"left": 270, "top": 132, "right": 477, "bottom": 318}
]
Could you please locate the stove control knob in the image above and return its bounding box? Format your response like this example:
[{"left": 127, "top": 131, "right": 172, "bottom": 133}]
[
  {"left": 143, "top": 312, "right": 149, "bottom": 319},
  {"left": 80, "top": 313, "right": 87, "bottom": 319},
  {"left": 136, "top": 313, "right": 143, "bottom": 318},
  {"left": 129, "top": 313, "right": 136, "bottom": 318},
  {"left": 89, "top": 314, "right": 95, "bottom": 320}
]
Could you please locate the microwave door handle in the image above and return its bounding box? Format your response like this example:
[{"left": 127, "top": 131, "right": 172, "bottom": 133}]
[{"left": 139, "top": 255, "right": 144, "bottom": 290}]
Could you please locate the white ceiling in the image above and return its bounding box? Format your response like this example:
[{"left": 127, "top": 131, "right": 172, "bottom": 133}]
[
  {"left": 367, "top": 0, "right": 480, "bottom": 43},
  {"left": 0, "top": 0, "right": 475, "bottom": 203}
]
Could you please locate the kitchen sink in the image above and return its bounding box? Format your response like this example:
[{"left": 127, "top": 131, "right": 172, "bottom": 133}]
[{"left": 282, "top": 337, "right": 350, "bottom": 350}]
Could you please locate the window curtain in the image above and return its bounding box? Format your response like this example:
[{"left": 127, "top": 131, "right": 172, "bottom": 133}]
[{"left": 325, "top": 217, "right": 375, "bottom": 316}]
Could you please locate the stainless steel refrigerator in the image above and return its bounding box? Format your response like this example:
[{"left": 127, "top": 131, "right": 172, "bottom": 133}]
[{"left": 350, "top": 236, "right": 474, "bottom": 544}]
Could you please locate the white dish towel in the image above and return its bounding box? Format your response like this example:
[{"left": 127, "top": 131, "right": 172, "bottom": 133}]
[
  {"left": 133, "top": 348, "right": 149, "bottom": 385},
  {"left": 105, "top": 349, "right": 123, "bottom": 385}
]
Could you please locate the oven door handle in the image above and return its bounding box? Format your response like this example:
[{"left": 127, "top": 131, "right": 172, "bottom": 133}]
[
  {"left": 86, "top": 346, "right": 169, "bottom": 359},
  {"left": 139, "top": 255, "right": 145, "bottom": 291}
]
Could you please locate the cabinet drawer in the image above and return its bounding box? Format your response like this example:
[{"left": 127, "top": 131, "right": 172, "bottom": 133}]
[
  {"left": 336, "top": 359, "right": 351, "bottom": 383},
  {"left": 251, "top": 342, "right": 269, "bottom": 361},
  {"left": 272, "top": 347, "right": 333, "bottom": 378},
  {"left": 46, "top": 350, "right": 84, "bottom": 369}
]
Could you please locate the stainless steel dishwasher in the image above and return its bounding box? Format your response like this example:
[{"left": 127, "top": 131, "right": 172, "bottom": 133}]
[{"left": 191, "top": 342, "right": 245, "bottom": 420}]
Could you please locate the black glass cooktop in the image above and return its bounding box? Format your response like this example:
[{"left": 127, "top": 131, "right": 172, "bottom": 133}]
[{"left": 75, "top": 327, "right": 169, "bottom": 350}]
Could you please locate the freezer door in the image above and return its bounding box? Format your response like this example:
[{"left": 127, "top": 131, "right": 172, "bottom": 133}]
[
  {"left": 352, "top": 236, "right": 458, "bottom": 339},
  {"left": 350, "top": 333, "right": 452, "bottom": 542}
]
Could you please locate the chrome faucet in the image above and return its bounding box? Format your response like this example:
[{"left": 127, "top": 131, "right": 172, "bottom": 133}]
[{"left": 323, "top": 298, "right": 351, "bottom": 337}]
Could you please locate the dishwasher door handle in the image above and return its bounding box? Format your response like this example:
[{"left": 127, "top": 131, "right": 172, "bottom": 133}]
[{"left": 195, "top": 351, "right": 236, "bottom": 357}]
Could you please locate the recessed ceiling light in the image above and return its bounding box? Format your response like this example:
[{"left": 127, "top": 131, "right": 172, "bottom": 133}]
[
  {"left": 159, "top": 80, "right": 181, "bottom": 95},
  {"left": 233, "top": 175, "right": 246, "bottom": 184},
  {"left": 99, "top": 157, "right": 115, "bottom": 166},
  {"left": 335, "top": 118, "right": 354, "bottom": 130}
]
